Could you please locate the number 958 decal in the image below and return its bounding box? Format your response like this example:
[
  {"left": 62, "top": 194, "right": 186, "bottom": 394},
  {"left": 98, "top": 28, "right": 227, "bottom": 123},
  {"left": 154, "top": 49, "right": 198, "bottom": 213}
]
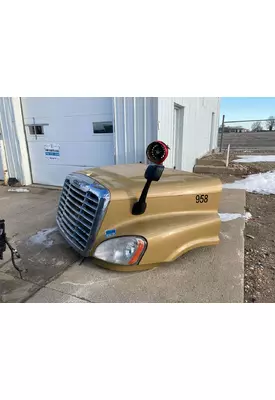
[{"left": 196, "top": 194, "right": 208, "bottom": 203}]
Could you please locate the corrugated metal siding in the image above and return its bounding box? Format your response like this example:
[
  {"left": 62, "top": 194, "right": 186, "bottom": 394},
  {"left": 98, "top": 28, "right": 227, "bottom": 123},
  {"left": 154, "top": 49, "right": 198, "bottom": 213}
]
[
  {"left": 0, "top": 128, "right": 4, "bottom": 180},
  {"left": 0, "top": 97, "right": 24, "bottom": 182},
  {"left": 157, "top": 97, "right": 220, "bottom": 171},
  {"left": 0, "top": 141, "right": 4, "bottom": 180},
  {"left": 113, "top": 97, "right": 158, "bottom": 164}
]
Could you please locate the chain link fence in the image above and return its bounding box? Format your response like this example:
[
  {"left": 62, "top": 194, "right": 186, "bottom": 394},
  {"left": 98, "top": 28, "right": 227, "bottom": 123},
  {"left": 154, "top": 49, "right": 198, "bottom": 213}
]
[{"left": 218, "top": 116, "right": 275, "bottom": 151}]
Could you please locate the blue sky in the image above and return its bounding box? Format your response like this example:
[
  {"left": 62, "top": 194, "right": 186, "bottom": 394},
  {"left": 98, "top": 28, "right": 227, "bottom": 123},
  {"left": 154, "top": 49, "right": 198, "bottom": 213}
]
[{"left": 220, "top": 97, "right": 275, "bottom": 128}]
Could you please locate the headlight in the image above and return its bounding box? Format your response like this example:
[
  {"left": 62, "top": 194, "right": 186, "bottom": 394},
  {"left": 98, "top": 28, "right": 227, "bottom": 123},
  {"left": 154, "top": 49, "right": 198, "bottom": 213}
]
[{"left": 93, "top": 236, "right": 147, "bottom": 265}]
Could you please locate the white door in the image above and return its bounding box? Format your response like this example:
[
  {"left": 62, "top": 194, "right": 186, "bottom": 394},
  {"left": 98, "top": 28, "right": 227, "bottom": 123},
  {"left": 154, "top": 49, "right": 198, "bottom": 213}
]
[
  {"left": 22, "top": 98, "right": 115, "bottom": 186},
  {"left": 172, "top": 105, "right": 184, "bottom": 170}
]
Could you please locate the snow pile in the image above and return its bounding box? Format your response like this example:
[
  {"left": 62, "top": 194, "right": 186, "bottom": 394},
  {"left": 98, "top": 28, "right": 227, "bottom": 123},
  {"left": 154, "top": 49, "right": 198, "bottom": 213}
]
[
  {"left": 245, "top": 212, "right": 252, "bottom": 221},
  {"left": 223, "top": 171, "right": 275, "bottom": 194},
  {"left": 233, "top": 155, "right": 275, "bottom": 163},
  {"left": 8, "top": 188, "right": 29, "bottom": 193},
  {"left": 219, "top": 213, "right": 243, "bottom": 222},
  {"left": 28, "top": 227, "right": 58, "bottom": 248},
  {"left": 219, "top": 212, "right": 252, "bottom": 222}
]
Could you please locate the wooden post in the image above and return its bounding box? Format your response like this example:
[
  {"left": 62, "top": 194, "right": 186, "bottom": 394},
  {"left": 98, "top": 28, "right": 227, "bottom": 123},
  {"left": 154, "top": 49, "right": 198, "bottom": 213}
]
[{"left": 226, "top": 144, "right": 230, "bottom": 167}]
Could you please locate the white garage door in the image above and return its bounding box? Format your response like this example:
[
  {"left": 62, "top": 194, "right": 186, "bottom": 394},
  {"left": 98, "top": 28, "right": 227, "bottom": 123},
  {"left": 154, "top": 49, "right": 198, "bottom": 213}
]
[{"left": 21, "top": 98, "right": 115, "bottom": 187}]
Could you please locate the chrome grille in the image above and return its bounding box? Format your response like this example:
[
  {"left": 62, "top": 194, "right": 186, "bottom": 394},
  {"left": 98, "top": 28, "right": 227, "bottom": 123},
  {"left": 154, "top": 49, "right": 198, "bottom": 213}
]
[{"left": 56, "top": 173, "right": 110, "bottom": 256}]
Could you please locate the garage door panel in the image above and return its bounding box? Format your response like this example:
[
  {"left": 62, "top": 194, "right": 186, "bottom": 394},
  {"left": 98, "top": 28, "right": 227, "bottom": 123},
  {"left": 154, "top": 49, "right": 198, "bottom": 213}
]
[
  {"left": 24, "top": 114, "right": 113, "bottom": 142},
  {"left": 22, "top": 97, "right": 115, "bottom": 186},
  {"left": 28, "top": 141, "right": 114, "bottom": 186},
  {"left": 28, "top": 141, "right": 114, "bottom": 168},
  {"left": 31, "top": 164, "right": 98, "bottom": 187},
  {"left": 21, "top": 97, "right": 113, "bottom": 118}
]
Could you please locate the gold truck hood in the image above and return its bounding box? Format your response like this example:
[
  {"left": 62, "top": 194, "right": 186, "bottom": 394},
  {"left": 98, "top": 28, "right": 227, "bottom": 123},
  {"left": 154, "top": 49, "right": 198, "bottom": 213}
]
[{"left": 76, "top": 164, "right": 221, "bottom": 200}]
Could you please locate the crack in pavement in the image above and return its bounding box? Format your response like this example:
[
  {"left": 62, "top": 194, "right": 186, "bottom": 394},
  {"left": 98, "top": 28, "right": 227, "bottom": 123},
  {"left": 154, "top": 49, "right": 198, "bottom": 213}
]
[{"left": 25, "top": 284, "right": 92, "bottom": 303}]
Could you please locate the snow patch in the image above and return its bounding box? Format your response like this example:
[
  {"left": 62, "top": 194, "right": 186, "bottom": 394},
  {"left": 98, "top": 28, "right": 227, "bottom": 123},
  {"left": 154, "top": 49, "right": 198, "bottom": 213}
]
[
  {"left": 223, "top": 171, "right": 275, "bottom": 194},
  {"left": 220, "top": 232, "right": 231, "bottom": 239},
  {"left": 28, "top": 227, "right": 58, "bottom": 248},
  {"left": 219, "top": 213, "right": 243, "bottom": 222},
  {"left": 62, "top": 281, "right": 95, "bottom": 287},
  {"left": 233, "top": 155, "right": 275, "bottom": 163},
  {"left": 219, "top": 212, "right": 252, "bottom": 222},
  {"left": 8, "top": 188, "right": 29, "bottom": 192}
]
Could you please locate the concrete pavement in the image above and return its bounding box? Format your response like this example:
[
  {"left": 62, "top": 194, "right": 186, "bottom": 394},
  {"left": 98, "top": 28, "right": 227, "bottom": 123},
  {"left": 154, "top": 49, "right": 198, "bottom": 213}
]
[
  {"left": 0, "top": 186, "right": 78, "bottom": 302},
  {"left": 0, "top": 185, "right": 245, "bottom": 303},
  {"left": 31, "top": 216, "right": 244, "bottom": 302}
]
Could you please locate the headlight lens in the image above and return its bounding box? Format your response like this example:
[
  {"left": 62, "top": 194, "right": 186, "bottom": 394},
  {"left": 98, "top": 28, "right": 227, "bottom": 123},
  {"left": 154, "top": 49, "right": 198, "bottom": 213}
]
[{"left": 93, "top": 236, "right": 147, "bottom": 265}]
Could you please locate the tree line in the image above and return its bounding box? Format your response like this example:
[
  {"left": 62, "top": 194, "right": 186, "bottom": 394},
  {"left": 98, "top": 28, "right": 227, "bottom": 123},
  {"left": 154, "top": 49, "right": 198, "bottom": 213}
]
[{"left": 251, "top": 116, "right": 275, "bottom": 132}]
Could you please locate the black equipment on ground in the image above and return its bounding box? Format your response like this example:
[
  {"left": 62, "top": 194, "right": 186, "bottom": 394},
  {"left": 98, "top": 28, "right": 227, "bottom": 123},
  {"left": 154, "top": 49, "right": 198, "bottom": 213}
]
[
  {"left": 0, "top": 219, "right": 25, "bottom": 279},
  {"left": 0, "top": 220, "right": 6, "bottom": 259}
]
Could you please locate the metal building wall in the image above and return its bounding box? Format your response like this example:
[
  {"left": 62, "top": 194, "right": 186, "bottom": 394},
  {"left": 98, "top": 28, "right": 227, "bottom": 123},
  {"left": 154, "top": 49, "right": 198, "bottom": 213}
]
[
  {"left": 113, "top": 97, "right": 158, "bottom": 164},
  {"left": 0, "top": 130, "right": 4, "bottom": 180},
  {"left": 0, "top": 97, "right": 159, "bottom": 186},
  {"left": 0, "top": 97, "right": 220, "bottom": 185},
  {"left": 20, "top": 97, "right": 114, "bottom": 186},
  {"left": 157, "top": 97, "right": 220, "bottom": 171},
  {"left": 0, "top": 97, "right": 24, "bottom": 183}
]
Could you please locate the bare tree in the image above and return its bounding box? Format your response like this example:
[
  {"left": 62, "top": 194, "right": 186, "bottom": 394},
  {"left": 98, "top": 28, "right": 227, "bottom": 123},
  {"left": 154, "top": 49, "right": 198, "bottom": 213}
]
[
  {"left": 266, "top": 116, "right": 275, "bottom": 131},
  {"left": 251, "top": 121, "right": 263, "bottom": 132}
]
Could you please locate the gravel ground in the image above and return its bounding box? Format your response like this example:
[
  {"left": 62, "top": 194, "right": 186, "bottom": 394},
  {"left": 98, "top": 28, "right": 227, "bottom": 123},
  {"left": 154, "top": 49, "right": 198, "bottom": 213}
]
[
  {"left": 205, "top": 150, "right": 275, "bottom": 303},
  {"left": 244, "top": 193, "right": 275, "bottom": 302}
]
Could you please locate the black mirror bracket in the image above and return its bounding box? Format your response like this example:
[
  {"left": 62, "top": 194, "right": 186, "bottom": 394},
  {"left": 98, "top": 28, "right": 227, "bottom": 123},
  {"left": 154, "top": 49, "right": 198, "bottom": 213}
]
[{"left": 132, "top": 165, "right": 164, "bottom": 215}]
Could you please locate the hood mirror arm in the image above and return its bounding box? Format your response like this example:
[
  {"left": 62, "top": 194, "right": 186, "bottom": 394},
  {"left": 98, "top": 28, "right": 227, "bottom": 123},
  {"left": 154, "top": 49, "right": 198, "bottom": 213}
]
[{"left": 132, "top": 164, "right": 164, "bottom": 215}]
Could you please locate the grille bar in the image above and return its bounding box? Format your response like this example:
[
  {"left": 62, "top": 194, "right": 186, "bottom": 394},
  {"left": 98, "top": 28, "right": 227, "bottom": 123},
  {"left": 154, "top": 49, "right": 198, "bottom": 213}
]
[{"left": 56, "top": 173, "right": 110, "bottom": 256}]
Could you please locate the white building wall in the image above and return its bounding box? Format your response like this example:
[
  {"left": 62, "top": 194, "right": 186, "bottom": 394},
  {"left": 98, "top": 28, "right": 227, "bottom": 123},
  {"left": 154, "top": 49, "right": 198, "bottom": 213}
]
[
  {"left": 0, "top": 128, "right": 4, "bottom": 180},
  {"left": 1, "top": 97, "right": 159, "bottom": 186},
  {"left": 158, "top": 97, "right": 220, "bottom": 171},
  {"left": 114, "top": 97, "right": 158, "bottom": 164},
  {"left": 21, "top": 97, "right": 115, "bottom": 186},
  {"left": 0, "top": 98, "right": 25, "bottom": 183},
  {"left": 0, "top": 141, "right": 4, "bottom": 180},
  {"left": 0, "top": 97, "right": 220, "bottom": 186}
]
